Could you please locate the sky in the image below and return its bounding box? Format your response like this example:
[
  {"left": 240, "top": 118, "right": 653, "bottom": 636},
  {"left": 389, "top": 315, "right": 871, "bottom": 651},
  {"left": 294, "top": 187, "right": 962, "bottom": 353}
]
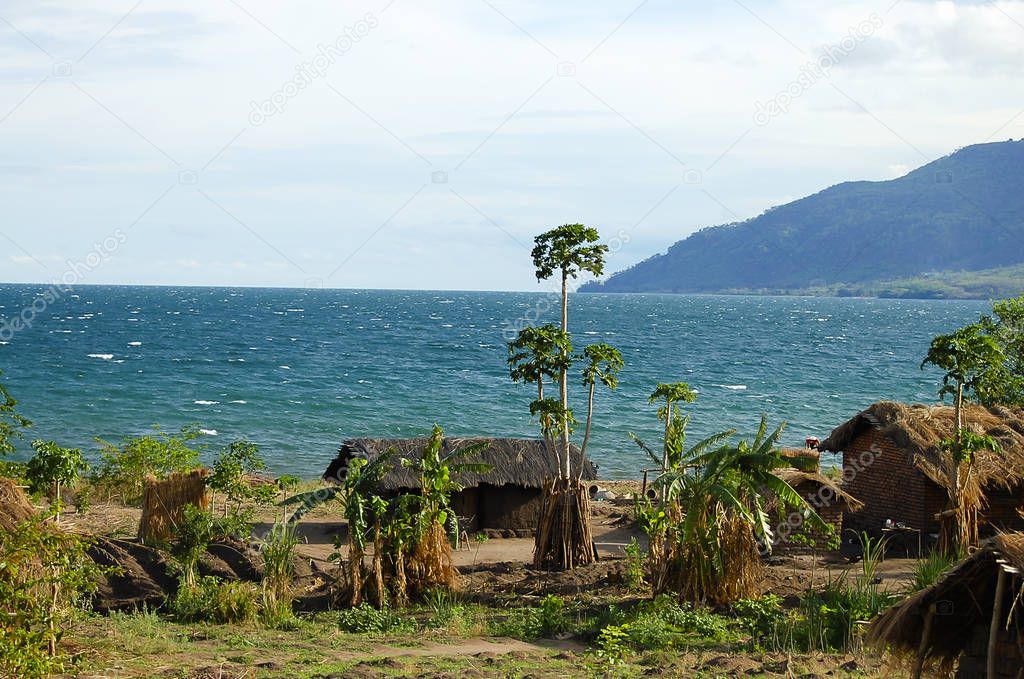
[{"left": 1, "top": 0, "right": 1023, "bottom": 292}]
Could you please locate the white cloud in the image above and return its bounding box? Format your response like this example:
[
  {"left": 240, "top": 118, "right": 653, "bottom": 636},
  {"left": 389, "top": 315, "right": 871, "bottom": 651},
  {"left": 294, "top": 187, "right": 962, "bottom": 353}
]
[{"left": 0, "top": 0, "right": 1022, "bottom": 289}]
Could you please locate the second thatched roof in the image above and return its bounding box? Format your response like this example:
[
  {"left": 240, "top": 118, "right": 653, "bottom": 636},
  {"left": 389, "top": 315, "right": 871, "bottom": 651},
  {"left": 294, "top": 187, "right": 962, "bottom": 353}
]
[
  {"left": 324, "top": 437, "right": 597, "bottom": 490},
  {"left": 820, "top": 401, "right": 1024, "bottom": 495},
  {"left": 773, "top": 468, "right": 864, "bottom": 511},
  {"left": 867, "top": 532, "right": 1024, "bottom": 673}
]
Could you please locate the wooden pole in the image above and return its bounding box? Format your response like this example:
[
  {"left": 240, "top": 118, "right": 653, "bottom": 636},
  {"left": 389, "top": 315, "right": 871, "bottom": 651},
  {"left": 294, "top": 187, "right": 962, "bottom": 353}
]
[
  {"left": 913, "top": 603, "right": 936, "bottom": 679},
  {"left": 987, "top": 568, "right": 1007, "bottom": 679}
]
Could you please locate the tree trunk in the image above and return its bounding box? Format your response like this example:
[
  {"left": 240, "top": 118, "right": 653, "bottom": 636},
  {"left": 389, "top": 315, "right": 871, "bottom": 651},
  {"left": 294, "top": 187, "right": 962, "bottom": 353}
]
[
  {"left": 662, "top": 398, "right": 672, "bottom": 472},
  {"left": 559, "top": 270, "right": 570, "bottom": 481},
  {"left": 372, "top": 520, "right": 386, "bottom": 608},
  {"left": 987, "top": 568, "right": 1007, "bottom": 679},
  {"left": 579, "top": 382, "right": 595, "bottom": 482}
]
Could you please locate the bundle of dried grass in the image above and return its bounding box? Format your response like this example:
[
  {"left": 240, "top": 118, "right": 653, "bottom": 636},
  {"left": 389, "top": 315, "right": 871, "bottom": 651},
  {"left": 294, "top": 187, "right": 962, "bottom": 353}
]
[
  {"left": 0, "top": 476, "right": 36, "bottom": 531},
  {"left": 655, "top": 510, "right": 762, "bottom": 606},
  {"left": 533, "top": 478, "right": 596, "bottom": 570},
  {"left": 406, "top": 521, "right": 458, "bottom": 596},
  {"left": 137, "top": 469, "right": 210, "bottom": 544}
]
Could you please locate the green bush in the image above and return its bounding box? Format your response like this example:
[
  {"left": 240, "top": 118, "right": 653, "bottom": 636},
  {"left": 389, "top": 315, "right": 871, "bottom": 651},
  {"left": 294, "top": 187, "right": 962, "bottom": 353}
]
[
  {"left": 491, "top": 595, "right": 570, "bottom": 640},
  {"left": 25, "top": 440, "right": 88, "bottom": 521},
  {"left": 732, "top": 594, "right": 785, "bottom": 641},
  {"left": 170, "top": 575, "right": 259, "bottom": 624},
  {"left": 624, "top": 537, "right": 647, "bottom": 592},
  {"left": 207, "top": 440, "right": 276, "bottom": 532},
  {"left": 635, "top": 595, "right": 727, "bottom": 638},
  {"left": 0, "top": 517, "right": 99, "bottom": 678},
  {"left": 336, "top": 604, "right": 415, "bottom": 635},
  {"left": 911, "top": 550, "right": 956, "bottom": 592},
  {"left": 92, "top": 426, "right": 202, "bottom": 504}
]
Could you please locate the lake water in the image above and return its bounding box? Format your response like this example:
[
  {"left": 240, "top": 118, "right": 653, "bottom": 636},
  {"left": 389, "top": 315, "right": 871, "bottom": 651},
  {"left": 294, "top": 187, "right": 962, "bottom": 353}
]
[{"left": 0, "top": 285, "right": 987, "bottom": 478}]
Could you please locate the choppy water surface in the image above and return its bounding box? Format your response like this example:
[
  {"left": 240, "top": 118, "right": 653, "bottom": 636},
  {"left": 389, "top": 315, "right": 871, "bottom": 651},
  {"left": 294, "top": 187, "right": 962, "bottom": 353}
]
[{"left": 0, "top": 285, "right": 986, "bottom": 478}]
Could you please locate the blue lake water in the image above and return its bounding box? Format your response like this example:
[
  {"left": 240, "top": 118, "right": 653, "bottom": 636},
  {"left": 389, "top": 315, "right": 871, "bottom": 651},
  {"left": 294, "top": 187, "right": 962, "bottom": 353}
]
[{"left": 0, "top": 285, "right": 987, "bottom": 478}]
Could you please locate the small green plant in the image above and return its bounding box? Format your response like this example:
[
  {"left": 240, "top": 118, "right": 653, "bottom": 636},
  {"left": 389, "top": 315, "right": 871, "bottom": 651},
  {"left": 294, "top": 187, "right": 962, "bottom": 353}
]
[
  {"left": 424, "top": 587, "right": 467, "bottom": 630},
  {"left": 732, "top": 594, "right": 785, "bottom": 642},
  {"left": 0, "top": 370, "right": 30, "bottom": 458},
  {"left": 207, "top": 440, "right": 276, "bottom": 527},
  {"left": 910, "top": 550, "right": 957, "bottom": 592},
  {"left": 336, "top": 603, "right": 415, "bottom": 635},
  {"left": 624, "top": 537, "right": 647, "bottom": 592},
  {"left": 259, "top": 521, "right": 298, "bottom": 628},
  {"left": 170, "top": 575, "right": 259, "bottom": 624},
  {"left": 92, "top": 425, "right": 202, "bottom": 504},
  {"left": 595, "top": 624, "right": 630, "bottom": 664},
  {"left": 25, "top": 440, "right": 88, "bottom": 522}
]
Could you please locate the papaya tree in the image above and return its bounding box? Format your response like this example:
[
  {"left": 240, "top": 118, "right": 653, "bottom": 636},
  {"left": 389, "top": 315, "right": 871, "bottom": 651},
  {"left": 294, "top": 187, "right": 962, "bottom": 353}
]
[
  {"left": 508, "top": 224, "right": 618, "bottom": 570},
  {"left": 25, "top": 440, "right": 87, "bottom": 523},
  {"left": 922, "top": 323, "right": 1004, "bottom": 555}
]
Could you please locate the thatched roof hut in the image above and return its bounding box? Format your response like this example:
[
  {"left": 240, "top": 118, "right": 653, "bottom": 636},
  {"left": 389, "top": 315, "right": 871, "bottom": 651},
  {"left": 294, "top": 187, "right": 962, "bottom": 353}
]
[
  {"left": 819, "top": 401, "right": 1024, "bottom": 540},
  {"left": 868, "top": 532, "right": 1024, "bottom": 678},
  {"left": 324, "top": 437, "right": 596, "bottom": 489},
  {"left": 323, "top": 438, "right": 597, "bottom": 533},
  {"left": 821, "top": 401, "right": 1024, "bottom": 496},
  {"left": 765, "top": 468, "right": 862, "bottom": 552}
]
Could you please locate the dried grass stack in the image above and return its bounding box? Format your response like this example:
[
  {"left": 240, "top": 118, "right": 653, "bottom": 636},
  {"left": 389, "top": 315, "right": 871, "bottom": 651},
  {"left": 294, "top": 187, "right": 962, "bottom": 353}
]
[
  {"left": 533, "top": 478, "right": 596, "bottom": 570},
  {"left": 0, "top": 477, "right": 36, "bottom": 531},
  {"left": 137, "top": 469, "right": 210, "bottom": 544}
]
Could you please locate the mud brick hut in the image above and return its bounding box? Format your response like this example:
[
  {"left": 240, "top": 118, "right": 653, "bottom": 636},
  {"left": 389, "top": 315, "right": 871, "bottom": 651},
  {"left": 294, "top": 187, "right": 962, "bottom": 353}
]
[
  {"left": 766, "top": 467, "right": 862, "bottom": 552},
  {"left": 868, "top": 532, "right": 1024, "bottom": 678},
  {"left": 323, "top": 437, "right": 597, "bottom": 534},
  {"left": 819, "top": 401, "right": 1024, "bottom": 542}
]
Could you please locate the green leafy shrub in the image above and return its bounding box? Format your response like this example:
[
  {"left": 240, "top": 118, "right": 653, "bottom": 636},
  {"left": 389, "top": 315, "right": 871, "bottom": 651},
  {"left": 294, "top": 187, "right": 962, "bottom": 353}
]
[
  {"left": 489, "top": 596, "right": 570, "bottom": 640},
  {"left": 0, "top": 370, "right": 30, "bottom": 458},
  {"left": 25, "top": 440, "right": 87, "bottom": 521},
  {"left": 635, "top": 595, "right": 727, "bottom": 638},
  {"left": 624, "top": 537, "right": 647, "bottom": 592},
  {"left": 911, "top": 550, "right": 956, "bottom": 592},
  {"left": 170, "top": 575, "right": 259, "bottom": 624},
  {"left": 207, "top": 440, "right": 276, "bottom": 530},
  {"left": 732, "top": 594, "right": 785, "bottom": 641},
  {"left": 336, "top": 604, "right": 415, "bottom": 635},
  {"left": 92, "top": 426, "right": 202, "bottom": 504},
  {"left": 595, "top": 624, "right": 629, "bottom": 664},
  {"left": 0, "top": 517, "right": 99, "bottom": 678}
]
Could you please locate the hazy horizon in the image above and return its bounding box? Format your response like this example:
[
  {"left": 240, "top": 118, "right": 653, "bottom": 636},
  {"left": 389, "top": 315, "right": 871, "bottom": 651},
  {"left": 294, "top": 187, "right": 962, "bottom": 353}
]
[{"left": 3, "top": 0, "right": 1023, "bottom": 291}]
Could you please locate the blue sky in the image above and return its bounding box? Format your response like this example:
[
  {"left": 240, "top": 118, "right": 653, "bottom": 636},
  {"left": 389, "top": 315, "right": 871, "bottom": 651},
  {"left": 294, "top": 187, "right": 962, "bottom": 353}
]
[{"left": 1, "top": 0, "right": 1022, "bottom": 291}]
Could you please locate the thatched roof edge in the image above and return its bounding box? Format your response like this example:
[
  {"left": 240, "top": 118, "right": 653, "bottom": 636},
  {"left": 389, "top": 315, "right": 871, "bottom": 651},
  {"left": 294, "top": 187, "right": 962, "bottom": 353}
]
[
  {"left": 819, "top": 401, "right": 1024, "bottom": 493},
  {"left": 774, "top": 468, "right": 864, "bottom": 512},
  {"left": 323, "top": 437, "right": 597, "bottom": 490},
  {"left": 867, "top": 532, "right": 1024, "bottom": 669}
]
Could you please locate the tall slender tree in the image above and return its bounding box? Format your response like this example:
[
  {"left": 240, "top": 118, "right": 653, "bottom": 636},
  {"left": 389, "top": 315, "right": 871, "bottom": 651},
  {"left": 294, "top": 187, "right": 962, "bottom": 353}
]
[
  {"left": 922, "top": 323, "right": 1004, "bottom": 555},
  {"left": 508, "top": 224, "right": 615, "bottom": 570},
  {"left": 531, "top": 224, "right": 608, "bottom": 480}
]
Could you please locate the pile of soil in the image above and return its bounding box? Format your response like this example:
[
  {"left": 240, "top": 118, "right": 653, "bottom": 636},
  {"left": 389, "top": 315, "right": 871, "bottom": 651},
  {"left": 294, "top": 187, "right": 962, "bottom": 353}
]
[
  {"left": 461, "top": 558, "right": 629, "bottom": 598},
  {"left": 87, "top": 536, "right": 279, "bottom": 612}
]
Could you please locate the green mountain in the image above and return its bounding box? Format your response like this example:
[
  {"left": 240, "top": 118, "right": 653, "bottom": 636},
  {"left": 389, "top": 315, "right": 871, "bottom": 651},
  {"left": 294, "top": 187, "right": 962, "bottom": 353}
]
[{"left": 581, "top": 140, "right": 1024, "bottom": 299}]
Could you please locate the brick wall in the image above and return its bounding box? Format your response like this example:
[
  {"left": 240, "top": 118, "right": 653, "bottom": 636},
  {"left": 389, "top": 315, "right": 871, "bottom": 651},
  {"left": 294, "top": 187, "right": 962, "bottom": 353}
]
[{"left": 841, "top": 429, "right": 945, "bottom": 538}]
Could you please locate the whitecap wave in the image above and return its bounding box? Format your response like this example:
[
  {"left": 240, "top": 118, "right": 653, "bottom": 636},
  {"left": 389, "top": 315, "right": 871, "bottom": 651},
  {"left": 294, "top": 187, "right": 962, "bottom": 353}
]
[
  {"left": 229, "top": 400, "right": 247, "bottom": 404},
  {"left": 279, "top": 365, "right": 291, "bottom": 370},
  {"left": 199, "top": 429, "right": 218, "bottom": 436},
  {"left": 88, "top": 353, "right": 114, "bottom": 360},
  {"left": 127, "top": 341, "right": 142, "bottom": 347},
  {"left": 194, "top": 400, "right": 220, "bottom": 405},
  {"left": 720, "top": 384, "right": 748, "bottom": 391}
]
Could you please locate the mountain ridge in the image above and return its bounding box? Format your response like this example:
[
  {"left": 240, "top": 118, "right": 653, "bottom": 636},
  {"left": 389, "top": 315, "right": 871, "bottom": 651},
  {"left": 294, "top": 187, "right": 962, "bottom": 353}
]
[{"left": 581, "top": 140, "right": 1024, "bottom": 299}]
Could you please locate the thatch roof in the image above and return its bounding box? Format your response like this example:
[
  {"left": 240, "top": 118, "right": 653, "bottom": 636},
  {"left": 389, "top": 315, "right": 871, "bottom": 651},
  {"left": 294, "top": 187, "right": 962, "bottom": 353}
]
[
  {"left": 324, "top": 437, "right": 597, "bottom": 490},
  {"left": 867, "top": 532, "right": 1024, "bottom": 672},
  {"left": 0, "top": 477, "right": 36, "bottom": 531},
  {"left": 819, "top": 401, "right": 1024, "bottom": 494},
  {"left": 774, "top": 468, "right": 864, "bottom": 511}
]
